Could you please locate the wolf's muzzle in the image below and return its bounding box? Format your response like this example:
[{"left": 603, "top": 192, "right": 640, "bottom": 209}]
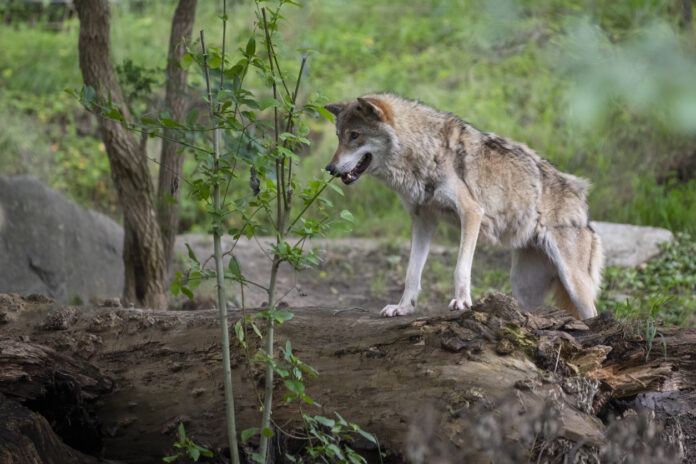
[{"left": 325, "top": 164, "right": 338, "bottom": 176}]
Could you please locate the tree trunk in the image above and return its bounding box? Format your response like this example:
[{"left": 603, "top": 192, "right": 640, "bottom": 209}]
[
  {"left": 157, "top": 0, "right": 198, "bottom": 272},
  {"left": 683, "top": 0, "right": 693, "bottom": 32},
  {"left": 1, "top": 293, "right": 694, "bottom": 463},
  {"left": 75, "top": 0, "right": 167, "bottom": 309}
]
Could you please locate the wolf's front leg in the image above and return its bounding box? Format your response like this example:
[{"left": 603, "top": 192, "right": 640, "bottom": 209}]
[
  {"left": 381, "top": 214, "right": 436, "bottom": 317},
  {"left": 449, "top": 189, "right": 483, "bottom": 311}
]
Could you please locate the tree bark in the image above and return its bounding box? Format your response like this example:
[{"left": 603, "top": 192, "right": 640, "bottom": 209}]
[
  {"left": 157, "top": 0, "right": 198, "bottom": 272},
  {"left": 1, "top": 293, "right": 694, "bottom": 463},
  {"left": 683, "top": 0, "right": 693, "bottom": 32},
  {"left": 75, "top": 0, "right": 167, "bottom": 309}
]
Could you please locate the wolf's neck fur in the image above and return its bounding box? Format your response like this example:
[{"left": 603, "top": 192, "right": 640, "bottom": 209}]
[{"left": 369, "top": 95, "right": 462, "bottom": 206}]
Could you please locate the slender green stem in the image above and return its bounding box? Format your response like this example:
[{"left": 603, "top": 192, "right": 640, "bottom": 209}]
[
  {"left": 286, "top": 176, "right": 336, "bottom": 234},
  {"left": 201, "top": 29, "right": 241, "bottom": 464},
  {"left": 219, "top": 0, "right": 226, "bottom": 94},
  {"left": 259, "top": 257, "right": 279, "bottom": 461},
  {"left": 283, "top": 55, "right": 307, "bottom": 197},
  {"left": 263, "top": 9, "right": 290, "bottom": 98},
  {"left": 258, "top": 8, "right": 283, "bottom": 461},
  {"left": 262, "top": 8, "right": 287, "bottom": 220}
]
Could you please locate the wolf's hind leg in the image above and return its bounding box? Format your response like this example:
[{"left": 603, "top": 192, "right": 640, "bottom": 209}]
[
  {"left": 381, "top": 213, "right": 437, "bottom": 317},
  {"left": 510, "top": 247, "right": 555, "bottom": 310},
  {"left": 544, "top": 227, "right": 601, "bottom": 319}
]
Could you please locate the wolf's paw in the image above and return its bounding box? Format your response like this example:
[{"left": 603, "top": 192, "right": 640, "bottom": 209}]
[
  {"left": 380, "top": 304, "right": 414, "bottom": 317},
  {"left": 448, "top": 298, "right": 472, "bottom": 311}
]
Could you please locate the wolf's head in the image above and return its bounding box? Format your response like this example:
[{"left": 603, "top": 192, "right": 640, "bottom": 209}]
[{"left": 323, "top": 96, "right": 396, "bottom": 185}]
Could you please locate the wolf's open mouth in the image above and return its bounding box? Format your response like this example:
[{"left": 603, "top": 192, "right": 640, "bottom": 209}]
[{"left": 341, "top": 153, "right": 372, "bottom": 185}]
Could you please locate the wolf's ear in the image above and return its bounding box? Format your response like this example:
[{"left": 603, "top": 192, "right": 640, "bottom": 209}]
[
  {"left": 357, "top": 97, "right": 392, "bottom": 125},
  {"left": 323, "top": 103, "right": 346, "bottom": 118}
]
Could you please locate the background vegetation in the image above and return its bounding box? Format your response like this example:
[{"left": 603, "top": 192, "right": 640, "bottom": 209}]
[{"left": 1, "top": 0, "right": 694, "bottom": 324}]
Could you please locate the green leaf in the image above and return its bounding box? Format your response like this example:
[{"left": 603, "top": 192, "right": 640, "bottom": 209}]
[
  {"left": 276, "top": 146, "right": 300, "bottom": 162},
  {"left": 208, "top": 54, "right": 222, "bottom": 70},
  {"left": 106, "top": 108, "right": 124, "bottom": 121},
  {"left": 241, "top": 427, "right": 259, "bottom": 442},
  {"left": 162, "top": 456, "right": 178, "bottom": 463},
  {"left": 262, "top": 427, "right": 274, "bottom": 438},
  {"left": 246, "top": 37, "right": 256, "bottom": 56},
  {"left": 181, "top": 287, "right": 194, "bottom": 300},
  {"left": 273, "top": 311, "right": 294, "bottom": 323},
  {"left": 317, "top": 106, "right": 335, "bottom": 123},
  {"left": 259, "top": 97, "right": 281, "bottom": 110},
  {"left": 315, "top": 415, "right": 335, "bottom": 427},
  {"left": 180, "top": 53, "right": 194, "bottom": 69},
  {"left": 234, "top": 320, "right": 244, "bottom": 343},
  {"left": 190, "top": 447, "right": 200, "bottom": 461},
  {"left": 188, "top": 271, "right": 201, "bottom": 290},
  {"left": 328, "top": 183, "right": 344, "bottom": 196},
  {"left": 251, "top": 321, "right": 262, "bottom": 338},
  {"left": 228, "top": 255, "right": 242, "bottom": 278},
  {"left": 356, "top": 428, "right": 378, "bottom": 444},
  {"left": 185, "top": 243, "right": 199, "bottom": 263},
  {"left": 161, "top": 118, "right": 180, "bottom": 128},
  {"left": 340, "top": 209, "right": 354, "bottom": 223},
  {"left": 170, "top": 280, "right": 181, "bottom": 296},
  {"left": 186, "top": 108, "right": 199, "bottom": 127},
  {"left": 178, "top": 423, "right": 186, "bottom": 441},
  {"left": 284, "top": 379, "right": 305, "bottom": 395},
  {"left": 335, "top": 412, "right": 348, "bottom": 425},
  {"left": 327, "top": 444, "right": 345, "bottom": 459}
]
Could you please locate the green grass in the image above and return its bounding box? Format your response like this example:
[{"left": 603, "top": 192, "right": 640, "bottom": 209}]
[
  {"left": 599, "top": 232, "right": 696, "bottom": 326},
  {"left": 2, "top": 0, "right": 695, "bottom": 232}
]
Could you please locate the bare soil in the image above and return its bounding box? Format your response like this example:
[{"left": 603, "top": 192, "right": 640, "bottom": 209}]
[{"left": 173, "top": 235, "right": 511, "bottom": 313}]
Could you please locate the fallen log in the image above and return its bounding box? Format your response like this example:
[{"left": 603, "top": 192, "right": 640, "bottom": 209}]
[{"left": 0, "top": 292, "right": 694, "bottom": 463}]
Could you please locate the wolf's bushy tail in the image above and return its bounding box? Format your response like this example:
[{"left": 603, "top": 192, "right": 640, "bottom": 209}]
[
  {"left": 588, "top": 228, "right": 604, "bottom": 297},
  {"left": 542, "top": 226, "right": 603, "bottom": 319}
]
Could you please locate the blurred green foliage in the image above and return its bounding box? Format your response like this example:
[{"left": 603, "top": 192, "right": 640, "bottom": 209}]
[
  {"left": 1, "top": 0, "right": 694, "bottom": 234},
  {"left": 0, "top": 1, "right": 695, "bottom": 326}
]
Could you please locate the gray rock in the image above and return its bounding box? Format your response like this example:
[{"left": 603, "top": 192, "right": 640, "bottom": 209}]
[
  {"left": 592, "top": 221, "right": 674, "bottom": 268},
  {"left": 0, "top": 175, "right": 124, "bottom": 303}
]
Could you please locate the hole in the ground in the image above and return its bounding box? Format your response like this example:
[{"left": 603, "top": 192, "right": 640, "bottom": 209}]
[{"left": 24, "top": 371, "right": 103, "bottom": 455}]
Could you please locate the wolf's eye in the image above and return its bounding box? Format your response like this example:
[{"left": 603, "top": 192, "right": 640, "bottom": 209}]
[{"left": 349, "top": 131, "right": 360, "bottom": 140}]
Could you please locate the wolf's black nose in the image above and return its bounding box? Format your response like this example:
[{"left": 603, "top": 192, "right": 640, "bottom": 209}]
[{"left": 325, "top": 164, "right": 337, "bottom": 176}]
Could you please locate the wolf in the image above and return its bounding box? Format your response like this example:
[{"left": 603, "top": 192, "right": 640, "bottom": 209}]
[{"left": 323, "top": 94, "right": 603, "bottom": 320}]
